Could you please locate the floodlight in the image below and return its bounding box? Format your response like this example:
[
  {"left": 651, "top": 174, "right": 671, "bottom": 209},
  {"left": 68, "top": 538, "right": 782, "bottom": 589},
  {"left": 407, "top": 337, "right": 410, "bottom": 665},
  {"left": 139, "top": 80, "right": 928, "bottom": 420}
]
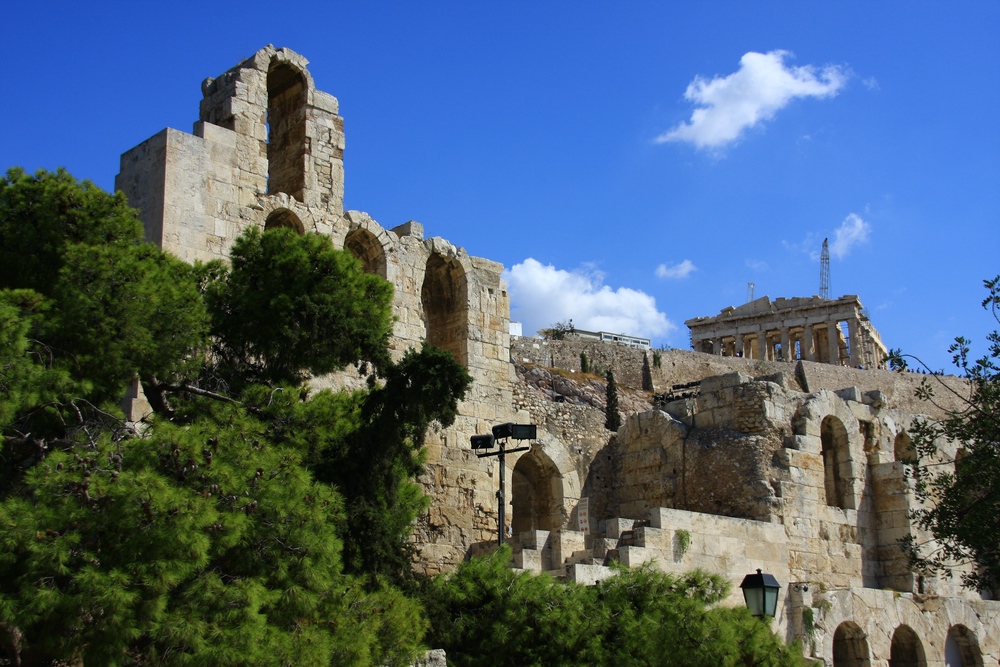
[
  {"left": 470, "top": 434, "right": 495, "bottom": 450},
  {"left": 492, "top": 423, "right": 514, "bottom": 440},
  {"left": 511, "top": 424, "right": 537, "bottom": 440}
]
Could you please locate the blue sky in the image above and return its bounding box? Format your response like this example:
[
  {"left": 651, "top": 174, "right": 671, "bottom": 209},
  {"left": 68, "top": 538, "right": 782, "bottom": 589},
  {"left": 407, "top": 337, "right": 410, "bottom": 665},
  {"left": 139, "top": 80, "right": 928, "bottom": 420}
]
[{"left": 3, "top": 2, "right": 998, "bottom": 372}]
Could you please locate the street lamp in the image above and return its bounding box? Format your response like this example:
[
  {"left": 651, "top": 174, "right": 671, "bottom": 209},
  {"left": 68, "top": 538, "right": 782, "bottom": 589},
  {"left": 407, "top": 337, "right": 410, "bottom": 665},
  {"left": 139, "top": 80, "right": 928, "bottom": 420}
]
[
  {"left": 470, "top": 422, "right": 537, "bottom": 547},
  {"left": 740, "top": 569, "right": 781, "bottom": 618}
]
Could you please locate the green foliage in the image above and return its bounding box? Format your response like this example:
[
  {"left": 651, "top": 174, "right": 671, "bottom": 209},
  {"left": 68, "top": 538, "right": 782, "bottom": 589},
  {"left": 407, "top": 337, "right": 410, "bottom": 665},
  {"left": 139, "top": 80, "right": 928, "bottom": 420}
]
[
  {"left": 580, "top": 351, "right": 590, "bottom": 373},
  {"left": 675, "top": 528, "right": 691, "bottom": 557},
  {"left": 422, "top": 549, "right": 805, "bottom": 667},
  {"left": 0, "top": 407, "right": 424, "bottom": 666},
  {"left": 888, "top": 275, "right": 1000, "bottom": 592},
  {"left": 540, "top": 320, "right": 575, "bottom": 340},
  {"left": 204, "top": 226, "right": 393, "bottom": 390},
  {"left": 0, "top": 167, "right": 209, "bottom": 416},
  {"left": 0, "top": 169, "right": 471, "bottom": 664},
  {"left": 652, "top": 351, "right": 662, "bottom": 368},
  {"left": 605, "top": 370, "right": 621, "bottom": 431}
]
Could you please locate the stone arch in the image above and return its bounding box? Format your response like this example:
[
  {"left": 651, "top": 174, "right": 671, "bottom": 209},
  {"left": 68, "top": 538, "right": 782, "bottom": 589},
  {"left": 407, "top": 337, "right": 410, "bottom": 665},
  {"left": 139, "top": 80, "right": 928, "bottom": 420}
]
[
  {"left": 266, "top": 58, "right": 308, "bottom": 201},
  {"left": 421, "top": 252, "right": 468, "bottom": 365},
  {"left": 833, "top": 621, "right": 872, "bottom": 667},
  {"left": 894, "top": 431, "right": 915, "bottom": 462},
  {"left": 822, "top": 415, "right": 851, "bottom": 509},
  {"left": 344, "top": 227, "right": 388, "bottom": 278},
  {"left": 510, "top": 448, "right": 563, "bottom": 536},
  {"left": 889, "top": 625, "right": 926, "bottom": 667},
  {"left": 945, "top": 625, "right": 983, "bottom": 667},
  {"left": 264, "top": 207, "right": 304, "bottom": 234}
]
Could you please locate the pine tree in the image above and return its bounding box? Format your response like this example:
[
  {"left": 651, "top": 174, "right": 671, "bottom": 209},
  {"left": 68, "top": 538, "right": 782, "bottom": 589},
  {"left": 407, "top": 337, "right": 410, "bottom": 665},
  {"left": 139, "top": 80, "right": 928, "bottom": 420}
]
[
  {"left": 0, "top": 168, "right": 469, "bottom": 665},
  {"left": 605, "top": 369, "right": 621, "bottom": 431}
]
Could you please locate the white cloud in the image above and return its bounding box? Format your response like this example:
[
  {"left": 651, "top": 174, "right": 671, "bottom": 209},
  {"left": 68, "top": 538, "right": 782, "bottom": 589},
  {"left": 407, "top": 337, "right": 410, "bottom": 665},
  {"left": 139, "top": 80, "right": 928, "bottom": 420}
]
[
  {"left": 830, "top": 213, "right": 871, "bottom": 258},
  {"left": 655, "top": 259, "right": 696, "bottom": 279},
  {"left": 745, "top": 259, "right": 769, "bottom": 272},
  {"left": 504, "top": 258, "right": 675, "bottom": 340},
  {"left": 656, "top": 50, "right": 848, "bottom": 150}
]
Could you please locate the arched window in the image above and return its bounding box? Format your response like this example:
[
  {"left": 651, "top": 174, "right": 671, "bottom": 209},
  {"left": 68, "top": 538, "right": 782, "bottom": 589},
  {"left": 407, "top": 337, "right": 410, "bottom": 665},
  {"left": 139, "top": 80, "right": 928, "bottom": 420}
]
[
  {"left": 511, "top": 450, "right": 561, "bottom": 537},
  {"left": 889, "top": 625, "right": 926, "bottom": 667},
  {"left": 421, "top": 253, "right": 468, "bottom": 365},
  {"left": 264, "top": 208, "right": 304, "bottom": 234},
  {"left": 894, "top": 431, "right": 915, "bottom": 462},
  {"left": 266, "top": 61, "right": 307, "bottom": 201},
  {"left": 832, "top": 622, "right": 871, "bottom": 667},
  {"left": 344, "top": 228, "right": 387, "bottom": 278},
  {"left": 945, "top": 624, "right": 983, "bottom": 666},
  {"left": 821, "top": 416, "right": 851, "bottom": 509}
]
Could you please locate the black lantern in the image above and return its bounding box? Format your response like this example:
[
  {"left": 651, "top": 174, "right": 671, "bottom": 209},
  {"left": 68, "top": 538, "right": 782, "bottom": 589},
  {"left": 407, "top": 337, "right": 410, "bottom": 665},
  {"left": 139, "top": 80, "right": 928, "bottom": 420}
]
[{"left": 740, "top": 569, "right": 781, "bottom": 618}]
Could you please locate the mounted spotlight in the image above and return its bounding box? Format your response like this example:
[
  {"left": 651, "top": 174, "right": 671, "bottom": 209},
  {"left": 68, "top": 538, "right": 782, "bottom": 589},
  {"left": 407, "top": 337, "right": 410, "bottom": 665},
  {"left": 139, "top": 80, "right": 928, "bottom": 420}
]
[
  {"left": 492, "top": 423, "right": 537, "bottom": 441},
  {"left": 470, "top": 434, "right": 495, "bottom": 450},
  {"left": 474, "top": 421, "right": 537, "bottom": 547}
]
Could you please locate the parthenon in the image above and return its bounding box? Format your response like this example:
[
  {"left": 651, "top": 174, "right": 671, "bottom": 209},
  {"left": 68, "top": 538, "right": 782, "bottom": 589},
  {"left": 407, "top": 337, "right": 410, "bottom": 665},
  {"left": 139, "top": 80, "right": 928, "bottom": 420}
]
[{"left": 685, "top": 295, "right": 888, "bottom": 369}]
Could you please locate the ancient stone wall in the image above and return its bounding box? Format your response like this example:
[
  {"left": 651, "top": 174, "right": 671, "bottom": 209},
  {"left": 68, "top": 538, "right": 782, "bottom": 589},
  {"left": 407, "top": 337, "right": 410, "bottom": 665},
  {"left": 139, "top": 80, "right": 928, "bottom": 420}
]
[
  {"left": 116, "top": 45, "right": 517, "bottom": 573},
  {"left": 511, "top": 336, "right": 651, "bottom": 391},
  {"left": 114, "top": 47, "right": 997, "bottom": 666}
]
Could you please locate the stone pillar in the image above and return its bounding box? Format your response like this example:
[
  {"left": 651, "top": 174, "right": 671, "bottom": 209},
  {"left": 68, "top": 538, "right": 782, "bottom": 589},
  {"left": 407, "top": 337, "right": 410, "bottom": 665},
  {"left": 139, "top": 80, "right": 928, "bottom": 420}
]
[
  {"left": 780, "top": 328, "right": 791, "bottom": 362},
  {"left": 828, "top": 321, "right": 841, "bottom": 366},
  {"left": 757, "top": 331, "right": 767, "bottom": 361},
  {"left": 712, "top": 338, "right": 721, "bottom": 355},
  {"left": 803, "top": 326, "right": 815, "bottom": 362},
  {"left": 735, "top": 333, "right": 745, "bottom": 358},
  {"left": 848, "top": 318, "right": 861, "bottom": 367}
]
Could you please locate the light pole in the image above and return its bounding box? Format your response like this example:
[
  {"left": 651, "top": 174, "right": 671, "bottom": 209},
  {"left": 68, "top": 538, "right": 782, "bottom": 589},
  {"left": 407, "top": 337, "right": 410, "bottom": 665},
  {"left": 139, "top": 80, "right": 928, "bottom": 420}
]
[{"left": 470, "top": 423, "right": 537, "bottom": 546}]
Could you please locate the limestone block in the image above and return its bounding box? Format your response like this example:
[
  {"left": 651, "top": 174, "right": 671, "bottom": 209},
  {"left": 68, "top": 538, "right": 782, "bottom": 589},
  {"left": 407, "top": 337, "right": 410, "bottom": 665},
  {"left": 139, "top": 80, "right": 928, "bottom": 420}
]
[
  {"left": 517, "top": 530, "right": 551, "bottom": 550},
  {"left": 617, "top": 546, "right": 653, "bottom": 568},
  {"left": 834, "top": 386, "right": 862, "bottom": 402},
  {"left": 701, "top": 372, "right": 750, "bottom": 393},
  {"left": 602, "top": 518, "right": 636, "bottom": 540},
  {"left": 513, "top": 548, "right": 543, "bottom": 571},
  {"left": 567, "top": 563, "right": 617, "bottom": 585},
  {"left": 552, "top": 530, "right": 587, "bottom": 568},
  {"left": 633, "top": 526, "right": 666, "bottom": 550}
]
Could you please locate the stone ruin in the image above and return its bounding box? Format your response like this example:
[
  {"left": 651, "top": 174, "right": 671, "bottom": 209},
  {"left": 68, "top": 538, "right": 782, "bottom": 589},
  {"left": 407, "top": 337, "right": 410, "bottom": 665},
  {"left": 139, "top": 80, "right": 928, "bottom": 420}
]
[
  {"left": 686, "top": 295, "right": 888, "bottom": 370},
  {"left": 116, "top": 46, "right": 997, "bottom": 666}
]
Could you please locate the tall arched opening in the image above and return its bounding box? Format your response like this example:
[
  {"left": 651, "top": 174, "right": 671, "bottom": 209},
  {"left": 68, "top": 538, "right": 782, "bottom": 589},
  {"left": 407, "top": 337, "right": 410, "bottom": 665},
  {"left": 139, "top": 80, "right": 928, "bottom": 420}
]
[
  {"left": 421, "top": 253, "right": 468, "bottom": 365},
  {"left": 832, "top": 622, "right": 871, "bottom": 667},
  {"left": 945, "top": 625, "right": 983, "bottom": 667},
  {"left": 894, "top": 431, "right": 914, "bottom": 462},
  {"left": 889, "top": 625, "right": 926, "bottom": 667},
  {"left": 344, "top": 228, "right": 387, "bottom": 278},
  {"left": 822, "top": 416, "right": 851, "bottom": 509},
  {"left": 266, "top": 60, "right": 307, "bottom": 201},
  {"left": 510, "top": 450, "right": 562, "bottom": 537}
]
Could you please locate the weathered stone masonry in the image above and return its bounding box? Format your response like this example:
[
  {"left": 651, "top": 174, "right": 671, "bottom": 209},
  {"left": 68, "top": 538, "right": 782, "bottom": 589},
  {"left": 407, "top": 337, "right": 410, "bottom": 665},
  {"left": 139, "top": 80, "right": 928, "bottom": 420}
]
[
  {"left": 686, "top": 295, "right": 888, "bottom": 370},
  {"left": 116, "top": 45, "right": 523, "bottom": 573},
  {"left": 115, "top": 47, "right": 997, "bottom": 666}
]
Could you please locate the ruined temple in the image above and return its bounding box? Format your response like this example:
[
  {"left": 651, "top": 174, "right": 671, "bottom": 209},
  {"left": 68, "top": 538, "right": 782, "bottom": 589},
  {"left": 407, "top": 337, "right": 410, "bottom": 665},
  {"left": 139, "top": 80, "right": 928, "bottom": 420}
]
[
  {"left": 116, "top": 46, "right": 998, "bottom": 666},
  {"left": 686, "top": 295, "right": 888, "bottom": 370}
]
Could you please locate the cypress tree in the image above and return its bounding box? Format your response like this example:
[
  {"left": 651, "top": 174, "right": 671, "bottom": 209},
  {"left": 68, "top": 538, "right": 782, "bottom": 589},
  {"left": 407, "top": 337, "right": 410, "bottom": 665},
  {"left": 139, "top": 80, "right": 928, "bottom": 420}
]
[{"left": 605, "top": 369, "right": 621, "bottom": 431}]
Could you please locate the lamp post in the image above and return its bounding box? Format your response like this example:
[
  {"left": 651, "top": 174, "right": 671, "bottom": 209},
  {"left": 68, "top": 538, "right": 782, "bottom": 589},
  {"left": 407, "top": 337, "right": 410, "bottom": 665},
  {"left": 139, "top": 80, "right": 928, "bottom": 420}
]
[
  {"left": 740, "top": 568, "right": 781, "bottom": 618},
  {"left": 470, "top": 423, "right": 537, "bottom": 547}
]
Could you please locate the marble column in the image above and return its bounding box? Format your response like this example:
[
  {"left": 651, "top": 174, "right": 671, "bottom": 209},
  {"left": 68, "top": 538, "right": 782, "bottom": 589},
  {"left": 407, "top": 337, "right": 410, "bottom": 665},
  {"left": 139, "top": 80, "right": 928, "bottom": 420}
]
[
  {"left": 780, "top": 328, "right": 791, "bottom": 361},
  {"left": 848, "top": 318, "right": 861, "bottom": 367},
  {"left": 756, "top": 332, "right": 767, "bottom": 361},
  {"left": 828, "top": 321, "right": 841, "bottom": 366},
  {"left": 803, "top": 325, "right": 815, "bottom": 362},
  {"left": 735, "top": 333, "right": 745, "bottom": 358},
  {"left": 712, "top": 338, "right": 722, "bottom": 355}
]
